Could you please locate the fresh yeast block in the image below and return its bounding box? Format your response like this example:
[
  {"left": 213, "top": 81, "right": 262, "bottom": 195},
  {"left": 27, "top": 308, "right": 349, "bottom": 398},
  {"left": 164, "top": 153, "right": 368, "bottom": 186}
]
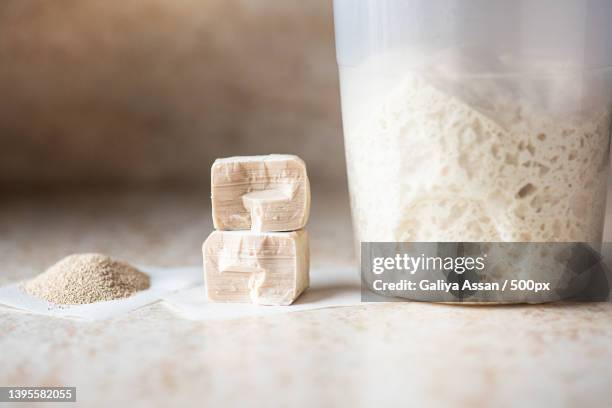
[
  {"left": 211, "top": 155, "right": 310, "bottom": 232},
  {"left": 203, "top": 229, "right": 310, "bottom": 305}
]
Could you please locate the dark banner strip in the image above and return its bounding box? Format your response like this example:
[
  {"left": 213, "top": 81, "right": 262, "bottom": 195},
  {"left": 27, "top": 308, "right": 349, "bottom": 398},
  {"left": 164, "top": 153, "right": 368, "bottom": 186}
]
[{"left": 361, "top": 242, "right": 612, "bottom": 303}]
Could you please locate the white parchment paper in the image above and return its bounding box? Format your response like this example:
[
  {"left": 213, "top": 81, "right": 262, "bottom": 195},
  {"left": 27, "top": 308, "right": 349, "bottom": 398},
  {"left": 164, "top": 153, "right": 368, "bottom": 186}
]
[
  {"left": 161, "top": 266, "right": 363, "bottom": 320},
  {"left": 0, "top": 266, "right": 364, "bottom": 321},
  {"left": 0, "top": 266, "right": 202, "bottom": 320}
]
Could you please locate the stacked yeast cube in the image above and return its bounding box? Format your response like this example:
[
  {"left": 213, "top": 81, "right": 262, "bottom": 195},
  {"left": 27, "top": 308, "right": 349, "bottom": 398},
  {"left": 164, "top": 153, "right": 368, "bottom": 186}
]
[{"left": 203, "top": 155, "right": 310, "bottom": 305}]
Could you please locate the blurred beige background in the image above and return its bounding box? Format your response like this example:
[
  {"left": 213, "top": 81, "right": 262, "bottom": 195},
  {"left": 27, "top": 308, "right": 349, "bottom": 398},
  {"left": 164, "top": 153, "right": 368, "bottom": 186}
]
[{"left": 0, "top": 0, "right": 345, "bottom": 191}]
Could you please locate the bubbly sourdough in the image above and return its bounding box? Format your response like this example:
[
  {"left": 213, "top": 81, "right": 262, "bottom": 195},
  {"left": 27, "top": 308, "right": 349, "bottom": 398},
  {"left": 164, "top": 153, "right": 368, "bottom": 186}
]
[{"left": 345, "top": 75, "right": 610, "bottom": 244}]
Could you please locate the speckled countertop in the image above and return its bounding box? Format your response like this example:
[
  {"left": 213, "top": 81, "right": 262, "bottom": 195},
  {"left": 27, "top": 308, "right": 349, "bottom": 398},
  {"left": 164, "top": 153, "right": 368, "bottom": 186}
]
[{"left": 1, "top": 190, "right": 612, "bottom": 408}]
